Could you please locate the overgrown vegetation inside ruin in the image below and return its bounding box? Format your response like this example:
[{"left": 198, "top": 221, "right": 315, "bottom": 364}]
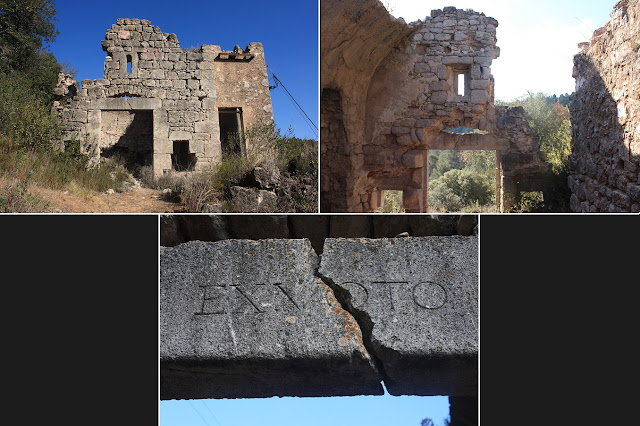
[
  {"left": 427, "top": 92, "right": 572, "bottom": 213},
  {"left": 501, "top": 92, "right": 572, "bottom": 212},
  {"left": 140, "top": 123, "right": 318, "bottom": 212}
]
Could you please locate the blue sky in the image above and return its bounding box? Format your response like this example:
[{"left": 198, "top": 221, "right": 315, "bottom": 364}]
[
  {"left": 384, "top": 0, "right": 617, "bottom": 101},
  {"left": 161, "top": 393, "right": 451, "bottom": 426},
  {"left": 47, "top": 0, "right": 319, "bottom": 140}
]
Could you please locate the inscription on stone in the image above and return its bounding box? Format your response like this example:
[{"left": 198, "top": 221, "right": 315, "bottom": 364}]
[
  {"left": 161, "top": 239, "right": 383, "bottom": 400},
  {"left": 337, "top": 281, "right": 447, "bottom": 310},
  {"left": 195, "top": 282, "right": 300, "bottom": 315},
  {"left": 319, "top": 236, "right": 478, "bottom": 396}
]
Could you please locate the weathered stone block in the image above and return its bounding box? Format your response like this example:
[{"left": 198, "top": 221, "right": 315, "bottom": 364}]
[
  {"left": 431, "top": 91, "right": 449, "bottom": 104},
  {"left": 319, "top": 236, "right": 478, "bottom": 396},
  {"left": 470, "top": 90, "right": 489, "bottom": 104},
  {"left": 401, "top": 150, "right": 425, "bottom": 168},
  {"left": 161, "top": 240, "right": 382, "bottom": 399},
  {"left": 194, "top": 120, "right": 215, "bottom": 133}
]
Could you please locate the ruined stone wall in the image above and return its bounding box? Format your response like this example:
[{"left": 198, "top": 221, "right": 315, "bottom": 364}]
[
  {"left": 321, "top": 1, "right": 547, "bottom": 212},
  {"left": 568, "top": 0, "right": 640, "bottom": 212},
  {"left": 53, "top": 19, "right": 273, "bottom": 176},
  {"left": 213, "top": 42, "right": 273, "bottom": 133}
]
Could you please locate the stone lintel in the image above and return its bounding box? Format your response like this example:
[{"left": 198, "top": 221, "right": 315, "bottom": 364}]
[
  {"left": 160, "top": 239, "right": 383, "bottom": 400},
  {"left": 318, "top": 236, "right": 478, "bottom": 396},
  {"left": 94, "top": 97, "right": 162, "bottom": 111},
  {"left": 428, "top": 133, "right": 511, "bottom": 150}
]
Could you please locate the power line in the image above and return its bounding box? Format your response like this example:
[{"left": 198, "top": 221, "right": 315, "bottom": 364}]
[
  {"left": 188, "top": 400, "right": 212, "bottom": 426},
  {"left": 267, "top": 65, "right": 318, "bottom": 138},
  {"left": 201, "top": 400, "right": 224, "bottom": 426}
]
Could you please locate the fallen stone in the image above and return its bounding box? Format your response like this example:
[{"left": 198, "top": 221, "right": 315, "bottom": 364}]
[
  {"left": 228, "top": 186, "right": 277, "bottom": 212},
  {"left": 160, "top": 239, "right": 383, "bottom": 399},
  {"left": 318, "top": 236, "right": 478, "bottom": 396},
  {"left": 250, "top": 166, "right": 280, "bottom": 190}
]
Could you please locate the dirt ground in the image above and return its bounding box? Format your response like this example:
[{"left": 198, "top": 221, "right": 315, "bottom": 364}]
[{"left": 33, "top": 185, "right": 183, "bottom": 213}]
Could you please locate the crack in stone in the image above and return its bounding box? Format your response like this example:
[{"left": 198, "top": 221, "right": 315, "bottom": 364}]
[{"left": 315, "top": 267, "right": 392, "bottom": 387}]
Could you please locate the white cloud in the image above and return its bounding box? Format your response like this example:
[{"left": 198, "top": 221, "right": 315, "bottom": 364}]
[{"left": 493, "top": 18, "right": 596, "bottom": 100}]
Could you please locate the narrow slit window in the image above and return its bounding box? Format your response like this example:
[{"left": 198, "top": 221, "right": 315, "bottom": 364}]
[
  {"left": 126, "top": 55, "right": 132, "bottom": 74},
  {"left": 457, "top": 73, "right": 465, "bottom": 96},
  {"left": 450, "top": 65, "right": 470, "bottom": 98}
]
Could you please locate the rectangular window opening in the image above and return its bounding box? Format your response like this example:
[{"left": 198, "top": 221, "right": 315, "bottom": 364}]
[
  {"left": 450, "top": 65, "right": 470, "bottom": 99},
  {"left": 171, "top": 141, "right": 196, "bottom": 171},
  {"left": 376, "top": 190, "right": 404, "bottom": 213},
  {"left": 456, "top": 73, "right": 465, "bottom": 96},
  {"left": 218, "top": 107, "right": 244, "bottom": 157},
  {"left": 126, "top": 55, "right": 132, "bottom": 74},
  {"left": 427, "top": 150, "right": 498, "bottom": 213}
]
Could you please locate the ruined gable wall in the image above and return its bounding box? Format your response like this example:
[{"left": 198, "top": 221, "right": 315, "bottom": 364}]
[
  {"left": 360, "top": 7, "right": 501, "bottom": 212},
  {"left": 568, "top": 0, "right": 640, "bottom": 212},
  {"left": 213, "top": 42, "right": 273, "bottom": 136},
  {"left": 321, "top": 1, "right": 548, "bottom": 212},
  {"left": 54, "top": 18, "right": 273, "bottom": 175}
]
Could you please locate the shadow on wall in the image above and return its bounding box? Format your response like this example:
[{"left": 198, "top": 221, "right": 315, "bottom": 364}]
[
  {"left": 320, "top": 89, "right": 350, "bottom": 212},
  {"left": 568, "top": 53, "right": 639, "bottom": 212},
  {"left": 101, "top": 109, "right": 154, "bottom": 172},
  {"left": 160, "top": 214, "right": 478, "bottom": 254}
]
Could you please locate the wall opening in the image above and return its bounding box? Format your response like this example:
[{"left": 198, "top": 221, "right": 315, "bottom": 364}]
[
  {"left": 219, "top": 107, "right": 244, "bottom": 157},
  {"left": 100, "top": 109, "right": 153, "bottom": 172},
  {"left": 456, "top": 74, "right": 465, "bottom": 96},
  {"left": 376, "top": 190, "right": 404, "bottom": 213},
  {"left": 126, "top": 55, "right": 132, "bottom": 74},
  {"left": 171, "top": 141, "right": 196, "bottom": 171},
  {"left": 450, "top": 65, "right": 470, "bottom": 99},
  {"left": 427, "top": 150, "right": 498, "bottom": 212}
]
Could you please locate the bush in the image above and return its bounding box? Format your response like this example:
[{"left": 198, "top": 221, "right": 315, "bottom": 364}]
[
  {"left": 0, "top": 170, "right": 49, "bottom": 212},
  {"left": 380, "top": 190, "right": 403, "bottom": 213},
  {"left": 429, "top": 168, "right": 493, "bottom": 212},
  {"left": 0, "top": 71, "right": 61, "bottom": 152}
]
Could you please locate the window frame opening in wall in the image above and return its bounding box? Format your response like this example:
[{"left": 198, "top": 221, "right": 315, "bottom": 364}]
[
  {"left": 450, "top": 65, "right": 470, "bottom": 99},
  {"left": 376, "top": 189, "right": 405, "bottom": 213},
  {"left": 126, "top": 54, "right": 133, "bottom": 74},
  {"left": 427, "top": 150, "right": 499, "bottom": 213},
  {"left": 171, "top": 141, "right": 196, "bottom": 172},
  {"left": 100, "top": 109, "right": 154, "bottom": 172},
  {"left": 218, "top": 107, "right": 245, "bottom": 157}
]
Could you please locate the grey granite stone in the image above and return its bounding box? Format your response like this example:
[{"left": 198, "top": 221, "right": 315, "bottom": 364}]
[
  {"left": 318, "top": 236, "right": 478, "bottom": 396},
  {"left": 160, "top": 239, "right": 382, "bottom": 399}
]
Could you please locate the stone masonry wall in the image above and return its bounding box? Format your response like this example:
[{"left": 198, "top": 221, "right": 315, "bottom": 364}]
[
  {"left": 53, "top": 19, "right": 273, "bottom": 176},
  {"left": 568, "top": 0, "right": 640, "bottom": 212},
  {"left": 321, "top": 1, "right": 547, "bottom": 212}
]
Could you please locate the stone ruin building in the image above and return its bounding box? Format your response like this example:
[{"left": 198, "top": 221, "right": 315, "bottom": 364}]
[
  {"left": 53, "top": 18, "right": 273, "bottom": 177},
  {"left": 568, "top": 0, "right": 640, "bottom": 213},
  {"left": 321, "top": 0, "right": 548, "bottom": 212}
]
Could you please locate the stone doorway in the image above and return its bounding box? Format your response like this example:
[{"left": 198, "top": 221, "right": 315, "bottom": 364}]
[
  {"left": 219, "top": 107, "right": 244, "bottom": 157},
  {"left": 100, "top": 109, "right": 154, "bottom": 171}
]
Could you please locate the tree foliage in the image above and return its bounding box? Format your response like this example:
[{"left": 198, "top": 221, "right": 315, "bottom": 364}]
[
  {"left": 0, "top": 0, "right": 61, "bottom": 96},
  {"left": 429, "top": 168, "right": 493, "bottom": 212},
  {"left": 0, "top": 70, "right": 60, "bottom": 152},
  {"left": 507, "top": 92, "right": 572, "bottom": 173},
  {"left": 429, "top": 150, "right": 464, "bottom": 179},
  {"left": 427, "top": 150, "right": 495, "bottom": 212}
]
